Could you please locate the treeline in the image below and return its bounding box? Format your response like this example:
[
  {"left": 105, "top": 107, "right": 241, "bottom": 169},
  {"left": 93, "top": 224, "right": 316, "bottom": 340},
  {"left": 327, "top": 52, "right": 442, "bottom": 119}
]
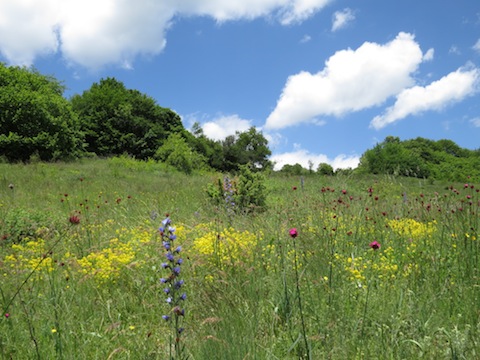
[
  {"left": 0, "top": 63, "right": 271, "bottom": 173},
  {"left": 278, "top": 136, "right": 480, "bottom": 181},
  {"left": 1, "top": 64, "right": 478, "bottom": 180},
  {"left": 357, "top": 136, "right": 480, "bottom": 181}
]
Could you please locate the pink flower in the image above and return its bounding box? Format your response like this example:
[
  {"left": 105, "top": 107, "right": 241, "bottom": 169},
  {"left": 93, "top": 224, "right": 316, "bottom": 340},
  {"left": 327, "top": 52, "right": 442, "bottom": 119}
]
[
  {"left": 289, "top": 228, "right": 298, "bottom": 238},
  {"left": 369, "top": 241, "right": 381, "bottom": 250}
]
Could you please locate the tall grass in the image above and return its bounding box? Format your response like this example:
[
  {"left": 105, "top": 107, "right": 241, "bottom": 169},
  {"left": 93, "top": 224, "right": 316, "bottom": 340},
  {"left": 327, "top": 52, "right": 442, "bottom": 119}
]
[{"left": 0, "top": 159, "right": 478, "bottom": 359}]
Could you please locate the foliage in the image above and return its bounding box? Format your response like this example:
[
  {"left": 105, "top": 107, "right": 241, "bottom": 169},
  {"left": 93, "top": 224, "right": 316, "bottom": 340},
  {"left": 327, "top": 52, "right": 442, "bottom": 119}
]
[
  {"left": 317, "top": 162, "right": 334, "bottom": 176},
  {"left": 0, "top": 63, "right": 84, "bottom": 162},
  {"left": 155, "top": 133, "right": 208, "bottom": 174},
  {"left": 207, "top": 165, "right": 268, "bottom": 214},
  {"left": 358, "top": 136, "right": 480, "bottom": 181},
  {"left": 279, "top": 163, "right": 308, "bottom": 175},
  {"left": 221, "top": 127, "right": 272, "bottom": 172},
  {"left": 71, "top": 77, "right": 184, "bottom": 159}
]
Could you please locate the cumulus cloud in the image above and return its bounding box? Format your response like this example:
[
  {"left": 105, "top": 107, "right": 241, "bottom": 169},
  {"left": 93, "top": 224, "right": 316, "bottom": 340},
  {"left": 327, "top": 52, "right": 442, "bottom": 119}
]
[
  {"left": 270, "top": 148, "right": 360, "bottom": 171},
  {"left": 0, "top": 0, "right": 331, "bottom": 68},
  {"left": 331, "top": 8, "right": 355, "bottom": 32},
  {"left": 201, "top": 114, "right": 253, "bottom": 141},
  {"left": 265, "top": 32, "right": 424, "bottom": 130},
  {"left": 370, "top": 66, "right": 480, "bottom": 129}
]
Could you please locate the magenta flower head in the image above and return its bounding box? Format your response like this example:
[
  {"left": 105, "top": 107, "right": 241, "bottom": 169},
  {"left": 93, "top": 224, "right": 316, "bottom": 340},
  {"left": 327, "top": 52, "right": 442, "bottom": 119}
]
[
  {"left": 289, "top": 228, "right": 298, "bottom": 238},
  {"left": 369, "top": 241, "right": 381, "bottom": 250}
]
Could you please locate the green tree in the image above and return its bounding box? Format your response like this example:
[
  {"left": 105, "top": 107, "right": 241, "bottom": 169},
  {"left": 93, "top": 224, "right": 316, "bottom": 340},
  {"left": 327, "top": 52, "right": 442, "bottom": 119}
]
[
  {"left": 154, "top": 133, "right": 207, "bottom": 173},
  {"left": 221, "top": 127, "right": 272, "bottom": 172},
  {"left": 71, "top": 77, "right": 183, "bottom": 159},
  {"left": 0, "top": 63, "right": 84, "bottom": 162},
  {"left": 317, "top": 163, "right": 334, "bottom": 176}
]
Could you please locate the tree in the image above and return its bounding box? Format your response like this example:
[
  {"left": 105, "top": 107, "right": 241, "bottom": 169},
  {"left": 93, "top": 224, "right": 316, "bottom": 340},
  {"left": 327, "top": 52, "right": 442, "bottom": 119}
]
[
  {"left": 317, "top": 163, "right": 334, "bottom": 176},
  {"left": 0, "top": 63, "right": 84, "bottom": 162},
  {"left": 154, "top": 133, "right": 207, "bottom": 174},
  {"left": 221, "top": 127, "right": 272, "bottom": 172},
  {"left": 71, "top": 77, "right": 183, "bottom": 159}
]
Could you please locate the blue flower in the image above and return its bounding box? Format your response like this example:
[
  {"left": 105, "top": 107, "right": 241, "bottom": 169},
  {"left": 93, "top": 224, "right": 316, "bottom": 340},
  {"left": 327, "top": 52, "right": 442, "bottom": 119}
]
[
  {"left": 169, "top": 234, "right": 177, "bottom": 241},
  {"left": 174, "top": 246, "right": 182, "bottom": 253},
  {"left": 166, "top": 253, "right": 174, "bottom": 262},
  {"left": 173, "top": 267, "right": 181, "bottom": 276},
  {"left": 180, "top": 293, "right": 187, "bottom": 301},
  {"left": 174, "top": 280, "right": 184, "bottom": 289},
  {"left": 176, "top": 258, "right": 183, "bottom": 265},
  {"left": 161, "top": 262, "right": 170, "bottom": 269},
  {"left": 160, "top": 278, "right": 167, "bottom": 283},
  {"left": 163, "top": 288, "right": 170, "bottom": 294},
  {"left": 168, "top": 226, "right": 176, "bottom": 233},
  {"left": 162, "top": 241, "right": 171, "bottom": 250},
  {"left": 162, "top": 218, "right": 171, "bottom": 226},
  {"left": 166, "top": 297, "right": 172, "bottom": 304},
  {"left": 162, "top": 315, "right": 170, "bottom": 321}
]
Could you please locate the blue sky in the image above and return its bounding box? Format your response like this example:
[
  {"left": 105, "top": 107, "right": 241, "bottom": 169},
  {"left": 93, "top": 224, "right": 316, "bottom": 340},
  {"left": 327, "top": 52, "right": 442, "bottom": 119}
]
[{"left": 1, "top": 0, "right": 479, "bottom": 170}]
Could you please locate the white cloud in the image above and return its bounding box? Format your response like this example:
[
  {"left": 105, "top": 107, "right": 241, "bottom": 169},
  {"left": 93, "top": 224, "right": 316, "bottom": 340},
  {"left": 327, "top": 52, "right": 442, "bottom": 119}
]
[
  {"left": 473, "top": 39, "right": 480, "bottom": 53},
  {"left": 423, "top": 48, "right": 434, "bottom": 61},
  {"left": 471, "top": 117, "right": 480, "bottom": 127},
  {"left": 265, "top": 32, "right": 424, "bottom": 130},
  {"left": 0, "top": 0, "right": 332, "bottom": 68},
  {"left": 270, "top": 149, "right": 360, "bottom": 171},
  {"left": 201, "top": 114, "right": 252, "bottom": 141},
  {"left": 331, "top": 8, "right": 355, "bottom": 32},
  {"left": 370, "top": 66, "right": 480, "bottom": 129},
  {"left": 300, "top": 34, "right": 312, "bottom": 43}
]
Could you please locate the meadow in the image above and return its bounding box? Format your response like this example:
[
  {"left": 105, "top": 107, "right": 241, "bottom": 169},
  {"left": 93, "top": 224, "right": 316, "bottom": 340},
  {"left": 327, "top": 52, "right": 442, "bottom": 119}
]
[{"left": 0, "top": 157, "right": 478, "bottom": 359}]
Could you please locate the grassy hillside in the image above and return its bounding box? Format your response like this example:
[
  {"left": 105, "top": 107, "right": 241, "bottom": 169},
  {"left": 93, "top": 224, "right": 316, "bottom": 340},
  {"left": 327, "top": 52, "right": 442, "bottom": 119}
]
[{"left": 0, "top": 158, "right": 479, "bottom": 359}]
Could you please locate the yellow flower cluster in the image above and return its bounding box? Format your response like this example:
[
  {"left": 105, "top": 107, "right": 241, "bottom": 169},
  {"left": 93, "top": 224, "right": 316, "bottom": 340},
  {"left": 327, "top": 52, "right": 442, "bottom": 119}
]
[
  {"left": 387, "top": 218, "right": 437, "bottom": 241},
  {"left": 77, "top": 237, "right": 136, "bottom": 284},
  {"left": 336, "top": 246, "right": 400, "bottom": 288},
  {"left": 193, "top": 225, "right": 260, "bottom": 268},
  {"left": 4, "top": 237, "right": 54, "bottom": 276}
]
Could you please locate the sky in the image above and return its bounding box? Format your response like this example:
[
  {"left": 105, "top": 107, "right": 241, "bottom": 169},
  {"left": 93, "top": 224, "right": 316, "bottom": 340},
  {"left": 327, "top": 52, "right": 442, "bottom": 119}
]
[{"left": 1, "top": 0, "right": 479, "bottom": 170}]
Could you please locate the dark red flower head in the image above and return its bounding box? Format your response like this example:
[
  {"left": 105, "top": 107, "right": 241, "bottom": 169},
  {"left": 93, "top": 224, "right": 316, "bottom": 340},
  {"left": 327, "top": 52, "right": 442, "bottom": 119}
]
[{"left": 369, "top": 241, "right": 381, "bottom": 250}]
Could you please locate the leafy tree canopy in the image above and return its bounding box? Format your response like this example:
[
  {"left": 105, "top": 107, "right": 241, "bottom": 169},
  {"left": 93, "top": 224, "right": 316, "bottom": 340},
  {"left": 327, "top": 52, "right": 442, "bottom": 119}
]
[
  {"left": 358, "top": 136, "right": 480, "bottom": 181},
  {"left": 0, "top": 63, "right": 84, "bottom": 162},
  {"left": 71, "top": 77, "right": 184, "bottom": 159},
  {"left": 221, "top": 127, "right": 272, "bottom": 172}
]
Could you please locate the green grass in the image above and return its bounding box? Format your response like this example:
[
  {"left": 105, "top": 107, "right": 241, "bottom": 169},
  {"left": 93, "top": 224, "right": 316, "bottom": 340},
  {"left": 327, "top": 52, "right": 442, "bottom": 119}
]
[{"left": 0, "top": 158, "right": 479, "bottom": 359}]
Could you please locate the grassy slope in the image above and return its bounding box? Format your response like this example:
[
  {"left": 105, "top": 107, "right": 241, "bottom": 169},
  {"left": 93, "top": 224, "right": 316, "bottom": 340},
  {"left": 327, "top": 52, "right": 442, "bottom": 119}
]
[{"left": 0, "top": 159, "right": 478, "bottom": 359}]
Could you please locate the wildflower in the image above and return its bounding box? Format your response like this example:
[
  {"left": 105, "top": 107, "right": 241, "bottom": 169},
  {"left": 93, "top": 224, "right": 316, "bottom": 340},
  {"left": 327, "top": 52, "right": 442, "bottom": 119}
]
[
  {"left": 289, "top": 228, "right": 298, "bottom": 238},
  {"left": 4, "top": 313, "right": 9, "bottom": 318},
  {"left": 292, "top": 186, "right": 297, "bottom": 190},
  {"left": 174, "top": 246, "right": 182, "bottom": 253},
  {"left": 166, "top": 253, "right": 174, "bottom": 262},
  {"left": 162, "top": 217, "right": 171, "bottom": 226},
  {"left": 162, "top": 315, "right": 170, "bottom": 321},
  {"left": 162, "top": 241, "right": 171, "bottom": 250},
  {"left": 69, "top": 215, "right": 80, "bottom": 224},
  {"left": 369, "top": 241, "right": 381, "bottom": 250},
  {"left": 51, "top": 328, "right": 57, "bottom": 334}
]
